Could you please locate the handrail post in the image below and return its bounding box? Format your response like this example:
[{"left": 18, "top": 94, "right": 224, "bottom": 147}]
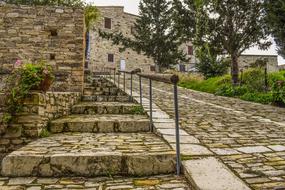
[
  {"left": 174, "top": 83, "right": 181, "bottom": 175},
  {"left": 139, "top": 76, "right": 142, "bottom": 105},
  {"left": 118, "top": 72, "right": 120, "bottom": 87},
  {"left": 130, "top": 73, "right": 133, "bottom": 97},
  {"left": 114, "top": 69, "right": 116, "bottom": 84},
  {"left": 109, "top": 68, "right": 111, "bottom": 79},
  {"left": 149, "top": 79, "right": 153, "bottom": 132},
  {"left": 123, "top": 72, "right": 126, "bottom": 92}
]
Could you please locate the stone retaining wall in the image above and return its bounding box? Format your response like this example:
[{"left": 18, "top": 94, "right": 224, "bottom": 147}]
[
  {"left": 0, "top": 92, "right": 81, "bottom": 159},
  {"left": 0, "top": 4, "right": 84, "bottom": 92}
]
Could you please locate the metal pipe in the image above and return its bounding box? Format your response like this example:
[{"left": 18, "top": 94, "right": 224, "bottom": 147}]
[
  {"left": 139, "top": 76, "right": 142, "bottom": 105},
  {"left": 149, "top": 79, "right": 153, "bottom": 132},
  {"left": 123, "top": 72, "right": 126, "bottom": 92},
  {"left": 113, "top": 69, "right": 116, "bottom": 83},
  {"left": 118, "top": 72, "right": 120, "bottom": 87},
  {"left": 173, "top": 84, "right": 181, "bottom": 175},
  {"left": 130, "top": 74, "right": 133, "bottom": 97}
]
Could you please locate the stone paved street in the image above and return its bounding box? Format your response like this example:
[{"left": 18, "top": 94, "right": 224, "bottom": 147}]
[
  {"left": 130, "top": 77, "right": 285, "bottom": 190},
  {"left": 0, "top": 175, "right": 191, "bottom": 189}
]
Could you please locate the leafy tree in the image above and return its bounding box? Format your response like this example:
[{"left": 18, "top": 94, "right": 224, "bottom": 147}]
[
  {"left": 195, "top": 43, "right": 229, "bottom": 78},
  {"left": 84, "top": 6, "right": 100, "bottom": 62},
  {"left": 265, "top": 0, "right": 285, "bottom": 58},
  {"left": 178, "top": 0, "right": 270, "bottom": 85},
  {"left": 100, "top": 0, "right": 187, "bottom": 72}
]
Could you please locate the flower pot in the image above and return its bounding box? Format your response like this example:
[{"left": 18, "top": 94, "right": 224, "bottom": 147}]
[{"left": 31, "top": 75, "right": 53, "bottom": 92}]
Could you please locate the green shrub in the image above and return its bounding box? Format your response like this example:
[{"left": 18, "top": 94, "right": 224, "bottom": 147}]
[
  {"left": 240, "top": 92, "right": 273, "bottom": 104},
  {"left": 2, "top": 61, "right": 54, "bottom": 124},
  {"left": 195, "top": 43, "right": 230, "bottom": 79},
  {"left": 268, "top": 71, "right": 285, "bottom": 87},
  {"left": 215, "top": 84, "right": 248, "bottom": 97},
  {"left": 271, "top": 80, "right": 285, "bottom": 106},
  {"left": 242, "top": 68, "right": 266, "bottom": 92}
]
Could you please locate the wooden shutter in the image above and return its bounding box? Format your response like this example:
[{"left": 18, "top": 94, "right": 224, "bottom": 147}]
[
  {"left": 188, "top": 46, "right": 193, "bottom": 55},
  {"left": 105, "top": 18, "right": 111, "bottom": 29},
  {"left": 108, "top": 54, "right": 114, "bottom": 62}
]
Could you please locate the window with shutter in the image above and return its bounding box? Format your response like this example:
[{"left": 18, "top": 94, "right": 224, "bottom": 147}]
[
  {"left": 104, "top": 18, "right": 112, "bottom": 29},
  {"left": 108, "top": 54, "right": 114, "bottom": 62},
  {"left": 188, "top": 46, "right": 193, "bottom": 55}
]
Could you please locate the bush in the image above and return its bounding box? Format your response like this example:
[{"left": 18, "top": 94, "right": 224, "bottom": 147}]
[
  {"left": 240, "top": 92, "right": 273, "bottom": 104},
  {"left": 195, "top": 45, "right": 230, "bottom": 79},
  {"left": 242, "top": 68, "right": 266, "bottom": 92},
  {"left": 268, "top": 71, "right": 285, "bottom": 87},
  {"left": 2, "top": 60, "right": 54, "bottom": 124},
  {"left": 271, "top": 80, "right": 285, "bottom": 106},
  {"left": 215, "top": 84, "right": 248, "bottom": 97}
]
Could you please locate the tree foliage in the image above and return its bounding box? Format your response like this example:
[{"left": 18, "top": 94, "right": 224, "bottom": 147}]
[
  {"left": 265, "top": 0, "right": 285, "bottom": 58},
  {"left": 177, "top": 0, "right": 270, "bottom": 85},
  {"left": 85, "top": 5, "right": 100, "bottom": 30},
  {"left": 100, "top": 0, "right": 187, "bottom": 71},
  {"left": 195, "top": 43, "right": 229, "bottom": 79}
]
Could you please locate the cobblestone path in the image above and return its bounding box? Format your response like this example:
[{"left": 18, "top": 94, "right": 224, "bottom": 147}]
[
  {"left": 0, "top": 175, "right": 189, "bottom": 189},
  {"left": 131, "top": 77, "right": 285, "bottom": 190}
]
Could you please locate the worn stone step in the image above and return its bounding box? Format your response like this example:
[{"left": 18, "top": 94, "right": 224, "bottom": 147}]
[
  {"left": 49, "top": 114, "right": 150, "bottom": 133},
  {"left": 83, "top": 87, "right": 124, "bottom": 96},
  {"left": 1, "top": 133, "right": 176, "bottom": 177},
  {"left": 82, "top": 95, "right": 132, "bottom": 102},
  {"left": 72, "top": 102, "right": 144, "bottom": 115}
]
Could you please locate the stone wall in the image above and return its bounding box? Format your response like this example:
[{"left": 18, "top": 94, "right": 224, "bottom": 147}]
[
  {"left": 89, "top": 6, "right": 198, "bottom": 73},
  {"left": 0, "top": 92, "right": 80, "bottom": 157},
  {"left": 89, "top": 6, "right": 154, "bottom": 72},
  {"left": 0, "top": 4, "right": 84, "bottom": 92}
]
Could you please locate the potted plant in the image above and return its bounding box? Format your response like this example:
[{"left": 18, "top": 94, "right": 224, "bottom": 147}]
[{"left": 1, "top": 60, "right": 54, "bottom": 125}]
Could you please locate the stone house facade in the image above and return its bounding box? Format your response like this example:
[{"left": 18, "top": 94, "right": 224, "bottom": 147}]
[
  {"left": 0, "top": 4, "right": 84, "bottom": 92},
  {"left": 89, "top": 6, "right": 197, "bottom": 72},
  {"left": 238, "top": 54, "right": 279, "bottom": 73}
]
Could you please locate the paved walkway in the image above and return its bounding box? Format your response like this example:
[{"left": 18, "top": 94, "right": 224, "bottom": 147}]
[
  {"left": 131, "top": 77, "right": 285, "bottom": 190},
  {"left": 0, "top": 175, "right": 190, "bottom": 189}
]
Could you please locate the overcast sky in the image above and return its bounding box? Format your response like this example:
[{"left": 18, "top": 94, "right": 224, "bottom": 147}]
[{"left": 90, "top": 0, "right": 285, "bottom": 65}]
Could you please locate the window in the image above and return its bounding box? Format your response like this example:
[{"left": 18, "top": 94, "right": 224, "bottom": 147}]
[
  {"left": 131, "top": 26, "right": 135, "bottom": 35},
  {"left": 108, "top": 54, "right": 114, "bottom": 62},
  {"left": 104, "top": 18, "right": 112, "bottom": 29},
  {"left": 188, "top": 46, "right": 193, "bottom": 55}
]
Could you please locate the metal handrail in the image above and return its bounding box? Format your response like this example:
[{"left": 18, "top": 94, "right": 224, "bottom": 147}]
[{"left": 102, "top": 67, "right": 181, "bottom": 176}]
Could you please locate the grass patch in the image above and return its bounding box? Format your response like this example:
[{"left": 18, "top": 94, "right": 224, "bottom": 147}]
[
  {"left": 39, "top": 128, "right": 50, "bottom": 138},
  {"left": 130, "top": 105, "right": 145, "bottom": 115},
  {"left": 178, "top": 70, "right": 285, "bottom": 106}
]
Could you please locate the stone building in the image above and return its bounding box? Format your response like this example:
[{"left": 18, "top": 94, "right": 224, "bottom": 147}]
[
  {"left": 0, "top": 4, "right": 84, "bottom": 92},
  {"left": 238, "top": 54, "right": 279, "bottom": 73},
  {"left": 89, "top": 6, "right": 197, "bottom": 72}
]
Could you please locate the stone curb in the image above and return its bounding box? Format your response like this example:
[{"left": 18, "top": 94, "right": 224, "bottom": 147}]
[{"left": 110, "top": 78, "right": 251, "bottom": 190}]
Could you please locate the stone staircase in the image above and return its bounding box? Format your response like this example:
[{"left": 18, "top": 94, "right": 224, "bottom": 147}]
[{"left": 1, "top": 72, "right": 176, "bottom": 178}]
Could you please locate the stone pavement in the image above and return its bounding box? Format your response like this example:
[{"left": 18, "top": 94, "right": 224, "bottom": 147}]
[
  {"left": 0, "top": 175, "right": 191, "bottom": 189},
  {"left": 129, "top": 76, "right": 285, "bottom": 190}
]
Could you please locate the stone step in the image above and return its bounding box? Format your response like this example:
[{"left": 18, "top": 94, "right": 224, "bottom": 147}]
[
  {"left": 83, "top": 87, "right": 124, "bottom": 96},
  {"left": 49, "top": 114, "right": 150, "bottom": 133},
  {"left": 1, "top": 133, "right": 176, "bottom": 177},
  {"left": 82, "top": 95, "right": 132, "bottom": 102},
  {"left": 72, "top": 102, "right": 144, "bottom": 115}
]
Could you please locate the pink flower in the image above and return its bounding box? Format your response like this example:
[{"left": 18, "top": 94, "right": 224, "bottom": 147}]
[{"left": 14, "top": 59, "right": 22, "bottom": 68}]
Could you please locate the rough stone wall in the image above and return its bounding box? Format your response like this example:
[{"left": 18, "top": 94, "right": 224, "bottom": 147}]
[
  {"left": 0, "top": 4, "right": 84, "bottom": 92},
  {"left": 238, "top": 55, "right": 279, "bottom": 73},
  {"left": 0, "top": 92, "right": 80, "bottom": 156},
  {"left": 89, "top": 6, "right": 154, "bottom": 72}
]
